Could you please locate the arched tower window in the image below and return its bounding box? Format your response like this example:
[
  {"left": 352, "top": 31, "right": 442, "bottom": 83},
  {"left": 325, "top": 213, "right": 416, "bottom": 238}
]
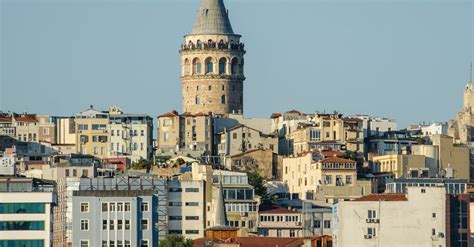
[
  {"left": 231, "top": 58, "right": 239, "bottom": 75},
  {"left": 208, "top": 85, "right": 212, "bottom": 91},
  {"left": 221, "top": 95, "right": 226, "bottom": 104},
  {"left": 195, "top": 96, "right": 200, "bottom": 105},
  {"left": 184, "top": 58, "right": 190, "bottom": 75},
  {"left": 192, "top": 58, "right": 201, "bottom": 75},
  {"left": 205, "top": 57, "right": 214, "bottom": 74},
  {"left": 219, "top": 58, "right": 227, "bottom": 75}
]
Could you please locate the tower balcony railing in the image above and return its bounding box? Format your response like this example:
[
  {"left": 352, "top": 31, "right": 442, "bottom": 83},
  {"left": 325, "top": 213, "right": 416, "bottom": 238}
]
[
  {"left": 181, "top": 41, "right": 245, "bottom": 52},
  {"left": 181, "top": 74, "right": 245, "bottom": 80}
]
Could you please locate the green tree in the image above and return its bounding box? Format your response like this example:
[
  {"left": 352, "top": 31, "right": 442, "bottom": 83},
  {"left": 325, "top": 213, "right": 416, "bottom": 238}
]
[
  {"left": 131, "top": 158, "right": 148, "bottom": 170},
  {"left": 176, "top": 158, "right": 186, "bottom": 165},
  {"left": 159, "top": 235, "right": 193, "bottom": 247},
  {"left": 247, "top": 171, "right": 268, "bottom": 202}
]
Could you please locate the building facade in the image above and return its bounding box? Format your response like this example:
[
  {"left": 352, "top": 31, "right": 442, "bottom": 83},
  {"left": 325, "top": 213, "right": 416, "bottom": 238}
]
[
  {"left": 180, "top": 0, "right": 245, "bottom": 115},
  {"left": 0, "top": 177, "right": 56, "bottom": 247}
]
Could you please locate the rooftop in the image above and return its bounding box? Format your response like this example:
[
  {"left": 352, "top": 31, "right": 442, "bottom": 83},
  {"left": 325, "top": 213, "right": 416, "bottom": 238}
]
[
  {"left": 259, "top": 205, "right": 300, "bottom": 215},
  {"left": 353, "top": 193, "right": 407, "bottom": 202},
  {"left": 191, "top": 0, "right": 234, "bottom": 35}
]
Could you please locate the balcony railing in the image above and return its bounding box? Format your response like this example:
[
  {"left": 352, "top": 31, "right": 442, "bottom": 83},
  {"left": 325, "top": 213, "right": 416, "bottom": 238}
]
[{"left": 181, "top": 41, "right": 245, "bottom": 52}]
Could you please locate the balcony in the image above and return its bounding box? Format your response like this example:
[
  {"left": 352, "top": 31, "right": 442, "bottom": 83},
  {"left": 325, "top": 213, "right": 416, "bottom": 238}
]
[
  {"left": 181, "top": 41, "right": 245, "bottom": 53},
  {"left": 366, "top": 218, "right": 380, "bottom": 224}
]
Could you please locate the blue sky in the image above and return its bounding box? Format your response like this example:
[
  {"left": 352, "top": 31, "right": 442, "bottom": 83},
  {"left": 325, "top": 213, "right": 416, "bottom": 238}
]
[{"left": 1, "top": 0, "right": 473, "bottom": 127}]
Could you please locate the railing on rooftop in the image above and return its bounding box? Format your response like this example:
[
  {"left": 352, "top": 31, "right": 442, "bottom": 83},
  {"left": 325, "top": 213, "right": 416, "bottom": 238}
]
[{"left": 181, "top": 41, "right": 245, "bottom": 52}]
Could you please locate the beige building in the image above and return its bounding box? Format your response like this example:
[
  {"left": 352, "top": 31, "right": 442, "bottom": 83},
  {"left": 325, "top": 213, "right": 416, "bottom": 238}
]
[
  {"left": 412, "top": 135, "right": 470, "bottom": 180},
  {"left": 218, "top": 124, "right": 277, "bottom": 159},
  {"left": 372, "top": 154, "right": 426, "bottom": 178},
  {"left": 75, "top": 107, "right": 110, "bottom": 159},
  {"left": 157, "top": 111, "right": 213, "bottom": 157},
  {"left": 180, "top": 0, "right": 245, "bottom": 115},
  {"left": 333, "top": 187, "right": 449, "bottom": 247},
  {"left": 107, "top": 106, "right": 154, "bottom": 162},
  {"left": 289, "top": 113, "right": 364, "bottom": 156},
  {"left": 13, "top": 114, "right": 40, "bottom": 143},
  {"left": 37, "top": 115, "right": 55, "bottom": 144},
  {"left": 53, "top": 117, "right": 76, "bottom": 145},
  {"left": 283, "top": 153, "right": 371, "bottom": 203},
  {"left": 257, "top": 206, "right": 304, "bottom": 238},
  {"left": 226, "top": 149, "right": 282, "bottom": 180}
]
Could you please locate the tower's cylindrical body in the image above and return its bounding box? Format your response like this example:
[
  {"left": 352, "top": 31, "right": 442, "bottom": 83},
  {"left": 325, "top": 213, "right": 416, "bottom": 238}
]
[{"left": 180, "top": 0, "right": 245, "bottom": 115}]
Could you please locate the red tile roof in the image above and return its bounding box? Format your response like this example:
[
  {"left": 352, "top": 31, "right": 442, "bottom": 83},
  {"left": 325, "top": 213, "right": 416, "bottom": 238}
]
[
  {"left": 0, "top": 116, "right": 12, "bottom": 122},
  {"left": 270, "top": 113, "right": 282, "bottom": 118},
  {"left": 318, "top": 150, "right": 346, "bottom": 157},
  {"left": 320, "top": 157, "right": 356, "bottom": 164},
  {"left": 14, "top": 116, "right": 37, "bottom": 123},
  {"left": 158, "top": 110, "right": 179, "bottom": 118},
  {"left": 193, "top": 237, "right": 307, "bottom": 247},
  {"left": 353, "top": 194, "right": 407, "bottom": 202}
]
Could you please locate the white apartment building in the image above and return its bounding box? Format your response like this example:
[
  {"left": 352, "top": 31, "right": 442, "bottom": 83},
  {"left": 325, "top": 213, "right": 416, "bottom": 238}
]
[
  {"left": 0, "top": 177, "right": 56, "bottom": 247},
  {"left": 167, "top": 179, "right": 206, "bottom": 239},
  {"left": 352, "top": 115, "right": 398, "bottom": 137},
  {"left": 108, "top": 109, "right": 154, "bottom": 163},
  {"left": 421, "top": 122, "right": 448, "bottom": 136},
  {"left": 333, "top": 187, "right": 448, "bottom": 247}
]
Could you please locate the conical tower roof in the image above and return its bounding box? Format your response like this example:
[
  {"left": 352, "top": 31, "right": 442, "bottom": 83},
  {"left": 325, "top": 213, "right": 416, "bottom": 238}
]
[
  {"left": 192, "top": 0, "right": 234, "bottom": 35},
  {"left": 213, "top": 180, "right": 228, "bottom": 227}
]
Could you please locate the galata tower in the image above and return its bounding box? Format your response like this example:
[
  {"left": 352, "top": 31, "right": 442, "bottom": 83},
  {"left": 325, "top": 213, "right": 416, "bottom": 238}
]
[{"left": 180, "top": 0, "right": 245, "bottom": 115}]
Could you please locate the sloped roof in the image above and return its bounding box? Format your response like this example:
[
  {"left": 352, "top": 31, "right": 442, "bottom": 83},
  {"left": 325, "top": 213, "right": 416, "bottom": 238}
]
[
  {"left": 259, "top": 205, "right": 300, "bottom": 215},
  {"left": 353, "top": 194, "right": 407, "bottom": 202},
  {"left": 158, "top": 110, "right": 179, "bottom": 118},
  {"left": 192, "top": 0, "right": 234, "bottom": 35}
]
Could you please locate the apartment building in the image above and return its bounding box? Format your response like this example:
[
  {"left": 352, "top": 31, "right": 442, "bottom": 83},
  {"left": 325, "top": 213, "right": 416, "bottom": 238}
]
[
  {"left": 0, "top": 177, "right": 56, "bottom": 247},
  {"left": 53, "top": 177, "right": 167, "bottom": 247},
  {"left": 333, "top": 187, "right": 470, "bottom": 247},
  {"left": 72, "top": 190, "right": 158, "bottom": 247},
  {"left": 75, "top": 107, "right": 110, "bottom": 159},
  {"left": 283, "top": 152, "right": 372, "bottom": 203},
  {"left": 157, "top": 111, "right": 213, "bottom": 158},
  {"left": 108, "top": 106, "right": 154, "bottom": 162},
  {"left": 167, "top": 180, "right": 206, "bottom": 239},
  {"left": 257, "top": 205, "right": 304, "bottom": 238}
]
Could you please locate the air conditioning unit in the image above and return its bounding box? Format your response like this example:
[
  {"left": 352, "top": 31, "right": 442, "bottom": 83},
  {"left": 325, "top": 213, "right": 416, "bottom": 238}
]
[{"left": 364, "top": 234, "right": 373, "bottom": 239}]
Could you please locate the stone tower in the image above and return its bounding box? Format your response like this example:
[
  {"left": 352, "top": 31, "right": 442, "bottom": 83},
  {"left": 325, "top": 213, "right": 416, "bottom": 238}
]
[{"left": 180, "top": 0, "right": 245, "bottom": 115}]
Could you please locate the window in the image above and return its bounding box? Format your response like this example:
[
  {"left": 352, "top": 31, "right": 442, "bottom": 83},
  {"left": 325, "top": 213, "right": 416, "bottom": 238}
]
[
  {"left": 163, "top": 119, "right": 172, "bottom": 126},
  {"left": 185, "top": 188, "right": 199, "bottom": 192},
  {"left": 186, "top": 202, "right": 199, "bottom": 206},
  {"left": 125, "top": 241, "right": 131, "bottom": 247},
  {"left": 117, "top": 240, "right": 123, "bottom": 247},
  {"left": 168, "top": 188, "right": 182, "bottom": 193},
  {"left": 141, "top": 219, "right": 149, "bottom": 230},
  {"left": 231, "top": 58, "right": 238, "bottom": 74},
  {"left": 275, "top": 229, "right": 282, "bottom": 237},
  {"left": 221, "top": 95, "right": 226, "bottom": 104},
  {"left": 141, "top": 202, "right": 149, "bottom": 212},
  {"left": 81, "top": 202, "right": 89, "bottom": 212},
  {"left": 0, "top": 203, "right": 45, "bottom": 214},
  {"left": 314, "top": 220, "right": 321, "bottom": 228},
  {"left": 125, "top": 220, "right": 130, "bottom": 230},
  {"left": 124, "top": 203, "right": 131, "bottom": 211},
  {"left": 117, "top": 203, "right": 123, "bottom": 212},
  {"left": 169, "top": 202, "right": 182, "bottom": 207},
  {"left": 185, "top": 216, "right": 199, "bottom": 220},
  {"left": 80, "top": 240, "right": 89, "bottom": 247},
  {"left": 432, "top": 228, "right": 436, "bottom": 236},
  {"left": 80, "top": 220, "right": 89, "bottom": 231},
  {"left": 169, "top": 230, "right": 183, "bottom": 234},
  {"left": 0, "top": 221, "right": 45, "bottom": 231},
  {"left": 346, "top": 175, "right": 352, "bottom": 185},
  {"left": 169, "top": 216, "right": 183, "bottom": 221},
  {"left": 109, "top": 241, "right": 115, "bottom": 247},
  {"left": 65, "top": 169, "right": 70, "bottom": 177},
  {"left": 109, "top": 203, "right": 115, "bottom": 212},
  {"left": 140, "top": 240, "right": 149, "bottom": 247},
  {"left": 117, "top": 220, "right": 123, "bottom": 230},
  {"left": 102, "top": 203, "right": 108, "bottom": 212},
  {"left": 432, "top": 213, "right": 436, "bottom": 218},
  {"left": 219, "top": 58, "right": 227, "bottom": 74},
  {"left": 109, "top": 220, "right": 115, "bottom": 230},
  {"left": 323, "top": 220, "right": 331, "bottom": 229},
  {"left": 141, "top": 130, "right": 144, "bottom": 136},
  {"left": 186, "top": 230, "right": 199, "bottom": 234},
  {"left": 164, "top": 132, "right": 170, "bottom": 141},
  {"left": 290, "top": 229, "right": 296, "bottom": 237},
  {"left": 73, "top": 169, "right": 77, "bottom": 177},
  {"left": 205, "top": 58, "right": 213, "bottom": 73},
  {"left": 102, "top": 240, "right": 108, "bottom": 247},
  {"left": 368, "top": 210, "right": 377, "bottom": 219},
  {"left": 102, "top": 220, "right": 107, "bottom": 230},
  {"left": 195, "top": 96, "right": 200, "bottom": 105},
  {"left": 368, "top": 227, "right": 377, "bottom": 236},
  {"left": 233, "top": 133, "right": 237, "bottom": 139},
  {"left": 325, "top": 175, "right": 332, "bottom": 185}
]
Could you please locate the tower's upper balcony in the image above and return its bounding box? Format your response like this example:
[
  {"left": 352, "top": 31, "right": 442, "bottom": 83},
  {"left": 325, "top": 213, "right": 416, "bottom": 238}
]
[{"left": 181, "top": 39, "right": 245, "bottom": 53}]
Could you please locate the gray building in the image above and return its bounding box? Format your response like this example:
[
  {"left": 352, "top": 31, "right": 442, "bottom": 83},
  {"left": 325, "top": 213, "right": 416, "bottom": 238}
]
[
  {"left": 385, "top": 178, "right": 467, "bottom": 195},
  {"left": 72, "top": 190, "right": 158, "bottom": 247}
]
